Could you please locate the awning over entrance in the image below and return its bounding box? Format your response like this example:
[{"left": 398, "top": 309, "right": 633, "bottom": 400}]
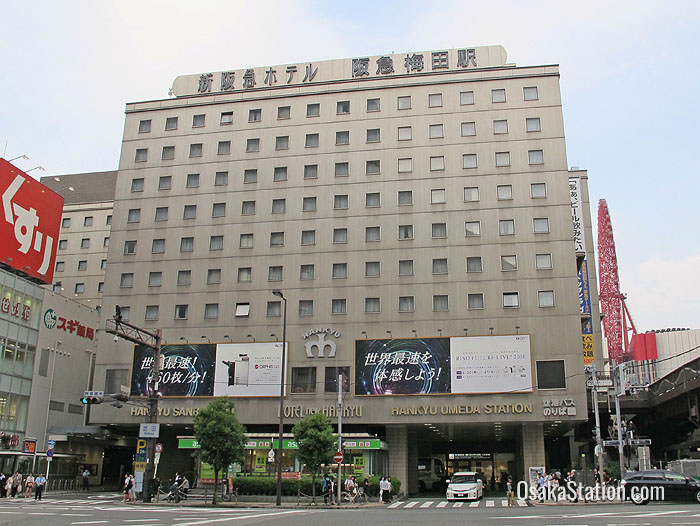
[{"left": 177, "top": 434, "right": 387, "bottom": 450}]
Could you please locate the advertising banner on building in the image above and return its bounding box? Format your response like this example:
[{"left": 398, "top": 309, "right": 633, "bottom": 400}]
[
  {"left": 355, "top": 335, "right": 531, "bottom": 395},
  {"left": 130, "top": 342, "right": 285, "bottom": 397},
  {"left": 569, "top": 177, "right": 586, "bottom": 254},
  {"left": 0, "top": 158, "right": 63, "bottom": 284},
  {"left": 578, "top": 258, "right": 595, "bottom": 365}
]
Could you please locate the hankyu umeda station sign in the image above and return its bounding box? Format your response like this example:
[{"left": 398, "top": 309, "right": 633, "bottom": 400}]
[{"left": 170, "top": 46, "right": 508, "bottom": 97}]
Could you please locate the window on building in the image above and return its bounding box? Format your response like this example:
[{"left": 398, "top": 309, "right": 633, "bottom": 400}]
[
  {"left": 209, "top": 235, "right": 224, "bottom": 251},
  {"left": 468, "top": 293, "right": 484, "bottom": 310},
  {"left": 398, "top": 157, "right": 412, "bottom": 173},
  {"left": 186, "top": 173, "right": 200, "bottom": 187},
  {"left": 235, "top": 303, "right": 250, "bottom": 317},
  {"left": 272, "top": 199, "right": 286, "bottom": 214},
  {"left": 366, "top": 226, "right": 380, "bottom": 242},
  {"left": 155, "top": 207, "right": 168, "bottom": 221},
  {"left": 538, "top": 290, "right": 555, "bottom": 307},
  {"left": 365, "top": 261, "right": 380, "bottom": 277},
  {"left": 336, "top": 131, "right": 349, "bottom": 145},
  {"left": 55, "top": 261, "right": 65, "bottom": 272},
  {"left": 275, "top": 136, "right": 289, "bottom": 150},
  {"left": 270, "top": 232, "right": 284, "bottom": 246},
  {"left": 159, "top": 176, "right": 171, "bottom": 190},
  {"left": 163, "top": 116, "right": 177, "bottom": 130},
  {"left": 334, "top": 194, "right": 348, "bottom": 209},
  {"left": 127, "top": 209, "right": 140, "bottom": 223},
  {"left": 124, "top": 240, "right": 136, "bottom": 255},
  {"left": 180, "top": 237, "right": 194, "bottom": 252},
  {"left": 249, "top": 108, "right": 262, "bottom": 122},
  {"left": 305, "top": 133, "right": 319, "bottom": 147},
  {"left": 499, "top": 219, "right": 515, "bottom": 235},
  {"left": 120, "top": 273, "right": 133, "bottom": 288},
  {"left": 528, "top": 150, "right": 544, "bottom": 165},
  {"left": 131, "top": 179, "right": 144, "bottom": 192},
  {"left": 466, "top": 256, "right": 483, "bottom": 273},
  {"left": 177, "top": 270, "right": 191, "bottom": 286},
  {"left": 428, "top": 93, "right": 443, "bottom": 107},
  {"left": 183, "top": 204, "right": 197, "bottom": 219},
  {"left": 204, "top": 303, "right": 219, "bottom": 319},
  {"left": 533, "top": 218, "right": 550, "bottom": 233},
  {"left": 175, "top": 304, "right": 188, "bottom": 320},
  {"left": 501, "top": 255, "right": 518, "bottom": 271},
  {"left": 304, "top": 164, "right": 318, "bottom": 179},
  {"left": 97, "top": 282, "right": 104, "bottom": 293},
  {"left": 398, "top": 296, "right": 414, "bottom": 313},
  {"left": 212, "top": 202, "right": 226, "bottom": 218},
  {"left": 299, "top": 300, "right": 314, "bottom": 316},
  {"left": 461, "top": 121, "right": 477, "bottom": 136},
  {"left": 83, "top": 217, "right": 94, "bottom": 228},
  {"left": 220, "top": 111, "right": 233, "bottom": 125},
  {"left": 460, "top": 91, "right": 474, "bottom": 105},
  {"left": 102, "top": 236, "right": 109, "bottom": 247},
  {"left": 325, "top": 367, "right": 350, "bottom": 393},
  {"left": 497, "top": 185, "right": 513, "bottom": 200},
  {"left": 268, "top": 266, "right": 283, "bottom": 281},
  {"left": 192, "top": 113, "right": 205, "bottom": 127},
  {"left": 432, "top": 258, "right": 448, "bottom": 274},
  {"left": 74, "top": 283, "right": 84, "bottom": 294},
  {"left": 399, "top": 260, "right": 414, "bottom": 276},
  {"left": 292, "top": 367, "right": 316, "bottom": 393},
  {"left": 267, "top": 301, "right": 281, "bottom": 317},
  {"left": 367, "top": 128, "right": 380, "bottom": 143},
  {"left": 492, "top": 88, "right": 506, "bottom": 103},
  {"left": 301, "top": 230, "right": 316, "bottom": 245},
  {"left": 493, "top": 119, "right": 509, "bottom": 134},
  {"left": 433, "top": 295, "right": 449, "bottom": 311},
  {"left": 106, "top": 215, "right": 112, "bottom": 225},
  {"left": 495, "top": 151, "right": 511, "bottom": 167},
  {"left": 241, "top": 201, "right": 255, "bottom": 215},
  {"left": 367, "top": 98, "right": 380, "bottom": 111},
  {"left": 306, "top": 103, "right": 320, "bottom": 117},
  {"left": 274, "top": 166, "right": 287, "bottom": 182},
  {"left": 189, "top": 143, "right": 203, "bottom": 157},
  {"left": 365, "top": 297, "right": 380, "bottom": 313},
  {"left": 398, "top": 224, "right": 413, "bottom": 240},
  {"left": 503, "top": 292, "right": 520, "bottom": 308},
  {"left": 531, "top": 182, "right": 547, "bottom": 198},
  {"left": 277, "top": 106, "right": 290, "bottom": 119},
  {"left": 152, "top": 238, "right": 165, "bottom": 254},
  {"left": 523, "top": 86, "right": 539, "bottom": 101},
  {"left": 244, "top": 169, "right": 258, "bottom": 184},
  {"left": 300, "top": 264, "right": 315, "bottom": 280},
  {"left": 333, "top": 228, "right": 347, "bottom": 243},
  {"left": 302, "top": 196, "right": 317, "bottom": 212},
  {"left": 366, "top": 160, "right": 380, "bottom": 174},
  {"left": 61, "top": 217, "right": 71, "bottom": 228},
  {"left": 429, "top": 124, "right": 444, "bottom": 139},
  {"left": 336, "top": 101, "right": 350, "bottom": 114},
  {"left": 332, "top": 263, "right": 347, "bottom": 279},
  {"left": 536, "top": 360, "right": 566, "bottom": 389},
  {"left": 536, "top": 253, "right": 553, "bottom": 269},
  {"left": 217, "top": 141, "right": 231, "bottom": 155},
  {"left": 397, "top": 96, "right": 411, "bottom": 109},
  {"left": 335, "top": 162, "right": 349, "bottom": 177},
  {"left": 398, "top": 190, "right": 413, "bottom": 205},
  {"left": 526, "top": 117, "right": 541, "bottom": 132},
  {"left": 135, "top": 148, "right": 147, "bottom": 162},
  {"left": 148, "top": 272, "right": 162, "bottom": 287},
  {"left": 331, "top": 298, "right": 347, "bottom": 315},
  {"left": 463, "top": 153, "right": 477, "bottom": 169},
  {"left": 430, "top": 156, "right": 445, "bottom": 171},
  {"left": 398, "top": 126, "right": 412, "bottom": 141},
  {"left": 80, "top": 238, "right": 90, "bottom": 248},
  {"left": 161, "top": 146, "right": 175, "bottom": 160},
  {"left": 138, "top": 119, "right": 151, "bottom": 133},
  {"left": 464, "top": 186, "right": 479, "bottom": 202},
  {"left": 246, "top": 138, "right": 260, "bottom": 152},
  {"left": 207, "top": 268, "right": 221, "bottom": 284},
  {"left": 431, "top": 189, "right": 446, "bottom": 204},
  {"left": 365, "top": 192, "right": 380, "bottom": 207},
  {"left": 432, "top": 222, "right": 447, "bottom": 238}
]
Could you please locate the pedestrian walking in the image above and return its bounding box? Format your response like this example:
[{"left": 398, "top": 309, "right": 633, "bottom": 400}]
[
  {"left": 4, "top": 474, "right": 11, "bottom": 498},
  {"left": 82, "top": 468, "right": 90, "bottom": 490},
  {"left": 122, "top": 474, "right": 131, "bottom": 503},
  {"left": 385, "top": 476, "right": 393, "bottom": 503},
  {"left": 128, "top": 474, "right": 135, "bottom": 502},
  {"left": 322, "top": 474, "right": 330, "bottom": 504},
  {"left": 378, "top": 476, "right": 385, "bottom": 503},
  {"left": 11, "top": 472, "right": 22, "bottom": 498},
  {"left": 34, "top": 474, "right": 46, "bottom": 500},
  {"left": 24, "top": 473, "right": 34, "bottom": 498},
  {"left": 506, "top": 476, "right": 515, "bottom": 507}
]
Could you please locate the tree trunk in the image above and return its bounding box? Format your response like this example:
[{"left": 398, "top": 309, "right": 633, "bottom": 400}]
[
  {"left": 213, "top": 468, "right": 219, "bottom": 505},
  {"left": 311, "top": 473, "right": 316, "bottom": 504}
]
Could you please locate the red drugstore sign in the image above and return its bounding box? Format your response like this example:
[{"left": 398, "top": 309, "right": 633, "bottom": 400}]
[{"left": 1, "top": 159, "right": 63, "bottom": 284}]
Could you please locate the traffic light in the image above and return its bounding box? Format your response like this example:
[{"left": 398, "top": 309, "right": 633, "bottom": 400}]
[{"left": 80, "top": 395, "right": 103, "bottom": 404}]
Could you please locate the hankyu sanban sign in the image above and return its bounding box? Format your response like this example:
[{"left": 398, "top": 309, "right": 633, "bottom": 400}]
[{"left": 0, "top": 159, "right": 63, "bottom": 284}]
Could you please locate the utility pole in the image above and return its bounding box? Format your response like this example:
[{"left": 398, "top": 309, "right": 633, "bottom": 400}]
[
  {"left": 590, "top": 363, "right": 605, "bottom": 476},
  {"left": 337, "top": 373, "right": 343, "bottom": 506},
  {"left": 106, "top": 306, "right": 162, "bottom": 503},
  {"left": 613, "top": 362, "right": 626, "bottom": 476}
]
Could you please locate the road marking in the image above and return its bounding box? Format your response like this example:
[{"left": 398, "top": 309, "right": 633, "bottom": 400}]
[
  {"left": 501, "top": 500, "right": 508, "bottom": 507},
  {"left": 30, "top": 512, "right": 57, "bottom": 515},
  {"left": 62, "top": 514, "right": 93, "bottom": 517},
  {"left": 0, "top": 511, "right": 22, "bottom": 514},
  {"left": 436, "top": 501, "right": 448, "bottom": 508},
  {"left": 123, "top": 520, "right": 161, "bottom": 523},
  {"left": 607, "top": 523, "right": 651, "bottom": 526},
  {"left": 404, "top": 501, "right": 419, "bottom": 508},
  {"left": 419, "top": 501, "right": 433, "bottom": 508},
  {"left": 671, "top": 523, "right": 700, "bottom": 525},
  {"left": 170, "top": 510, "right": 315, "bottom": 526},
  {"left": 71, "top": 522, "right": 109, "bottom": 525},
  {"left": 517, "top": 499, "right": 528, "bottom": 507},
  {"left": 387, "top": 501, "right": 402, "bottom": 508},
  {"left": 486, "top": 500, "right": 495, "bottom": 507},
  {"left": 469, "top": 501, "right": 480, "bottom": 507},
  {"left": 453, "top": 502, "right": 464, "bottom": 507}
]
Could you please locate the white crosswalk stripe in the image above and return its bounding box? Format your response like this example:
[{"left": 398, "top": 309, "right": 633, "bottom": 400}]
[
  {"left": 403, "top": 500, "right": 419, "bottom": 508},
  {"left": 419, "top": 501, "right": 433, "bottom": 508},
  {"left": 390, "top": 499, "right": 528, "bottom": 509},
  {"left": 453, "top": 502, "right": 464, "bottom": 508},
  {"left": 436, "top": 501, "right": 448, "bottom": 508},
  {"left": 469, "top": 501, "right": 480, "bottom": 508},
  {"left": 486, "top": 499, "right": 495, "bottom": 507},
  {"left": 501, "top": 500, "right": 508, "bottom": 507},
  {"left": 387, "top": 501, "right": 402, "bottom": 509},
  {"left": 517, "top": 499, "right": 527, "bottom": 507}
]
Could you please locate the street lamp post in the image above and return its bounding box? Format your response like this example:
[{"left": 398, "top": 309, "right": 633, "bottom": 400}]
[
  {"left": 272, "top": 290, "right": 287, "bottom": 506},
  {"left": 34, "top": 341, "right": 61, "bottom": 476}
]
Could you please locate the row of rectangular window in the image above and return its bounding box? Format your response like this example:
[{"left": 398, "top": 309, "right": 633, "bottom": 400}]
[
  {"left": 60, "top": 215, "right": 112, "bottom": 228},
  {"left": 121, "top": 289, "right": 554, "bottom": 323},
  {"left": 55, "top": 259, "right": 108, "bottom": 272},
  {"left": 71, "top": 281, "right": 104, "bottom": 294},
  {"left": 57, "top": 237, "right": 109, "bottom": 250},
  {"left": 137, "top": 87, "right": 540, "bottom": 132}
]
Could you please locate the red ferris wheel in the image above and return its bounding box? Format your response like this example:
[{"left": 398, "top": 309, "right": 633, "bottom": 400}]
[{"left": 597, "top": 199, "right": 638, "bottom": 364}]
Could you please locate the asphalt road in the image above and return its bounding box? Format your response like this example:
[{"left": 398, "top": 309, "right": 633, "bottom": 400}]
[{"left": 1, "top": 494, "right": 700, "bottom": 525}]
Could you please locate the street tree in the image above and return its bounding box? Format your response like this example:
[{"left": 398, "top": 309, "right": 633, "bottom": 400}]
[
  {"left": 193, "top": 398, "right": 246, "bottom": 504},
  {"left": 292, "top": 412, "right": 336, "bottom": 502}
]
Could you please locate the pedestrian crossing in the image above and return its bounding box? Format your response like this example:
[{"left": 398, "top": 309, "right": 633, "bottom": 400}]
[{"left": 388, "top": 498, "right": 528, "bottom": 509}]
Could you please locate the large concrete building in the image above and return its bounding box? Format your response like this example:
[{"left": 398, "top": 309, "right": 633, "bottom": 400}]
[{"left": 88, "top": 46, "right": 602, "bottom": 491}]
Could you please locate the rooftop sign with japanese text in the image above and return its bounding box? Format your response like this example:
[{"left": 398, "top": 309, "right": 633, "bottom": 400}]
[
  {"left": 1, "top": 158, "right": 63, "bottom": 284},
  {"left": 171, "top": 46, "right": 508, "bottom": 98}
]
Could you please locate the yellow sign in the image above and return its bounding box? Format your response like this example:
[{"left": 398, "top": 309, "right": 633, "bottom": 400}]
[
  {"left": 582, "top": 335, "right": 595, "bottom": 366},
  {"left": 133, "top": 461, "right": 146, "bottom": 472},
  {"left": 254, "top": 456, "right": 266, "bottom": 473},
  {"left": 353, "top": 456, "right": 365, "bottom": 475}
]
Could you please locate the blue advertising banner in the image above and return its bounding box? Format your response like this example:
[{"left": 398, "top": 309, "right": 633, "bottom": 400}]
[{"left": 578, "top": 259, "right": 592, "bottom": 316}]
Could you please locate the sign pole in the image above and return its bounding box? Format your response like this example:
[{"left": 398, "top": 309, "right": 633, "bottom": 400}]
[
  {"left": 591, "top": 363, "right": 605, "bottom": 476},
  {"left": 143, "top": 329, "right": 161, "bottom": 502},
  {"left": 337, "top": 373, "right": 342, "bottom": 506},
  {"left": 613, "top": 363, "right": 626, "bottom": 476}
]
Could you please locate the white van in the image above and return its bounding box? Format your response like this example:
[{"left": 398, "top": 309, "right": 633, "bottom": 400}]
[{"left": 446, "top": 471, "right": 484, "bottom": 501}]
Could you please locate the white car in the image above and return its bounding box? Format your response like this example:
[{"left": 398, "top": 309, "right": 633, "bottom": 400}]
[{"left": 445, "top": 472, "right": 484, "bottom": 501}]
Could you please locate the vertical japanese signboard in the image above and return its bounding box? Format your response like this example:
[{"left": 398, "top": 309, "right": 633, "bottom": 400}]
[
  {"left": 578, "top": 259, "right": 595, "bottom": 365},
  {"left": 0, "top": 159, "right": 63, "bottom": 284},
  {"left": 569, "top": 177, "right": 586, "bottom": 254}
]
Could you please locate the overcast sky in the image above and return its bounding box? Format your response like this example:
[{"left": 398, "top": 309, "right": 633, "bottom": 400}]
[{"left": 2, "top": 0, "right": 698, "bottom": 331}]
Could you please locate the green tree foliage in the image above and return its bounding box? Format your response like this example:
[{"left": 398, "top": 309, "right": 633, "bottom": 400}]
[
  {"left": 193, "top": 399, "right": 246, "bottom": 504},
  {"left": 292, "top": 412, "right": 336, "bottom": 502}
]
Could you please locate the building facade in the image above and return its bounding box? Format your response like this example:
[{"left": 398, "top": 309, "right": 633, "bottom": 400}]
[{"left": 90, "top": 46, "right": 602, "bottom": 492}]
